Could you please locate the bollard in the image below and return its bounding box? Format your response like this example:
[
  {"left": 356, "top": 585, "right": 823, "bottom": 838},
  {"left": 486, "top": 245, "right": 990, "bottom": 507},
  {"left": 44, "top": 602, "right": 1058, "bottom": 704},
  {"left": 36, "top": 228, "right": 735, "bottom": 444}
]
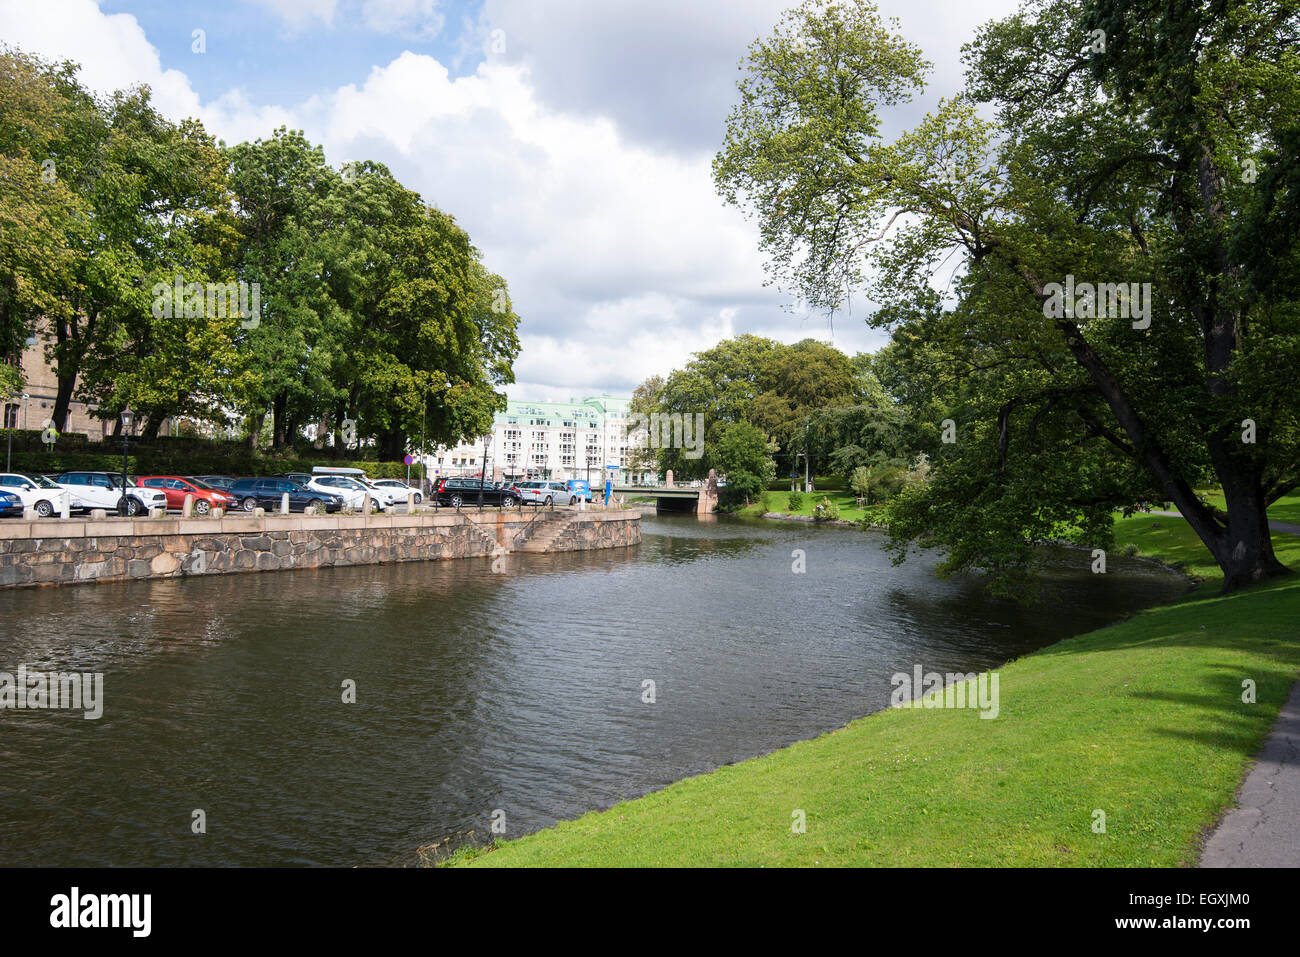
[
  {"left": 212, "top": 507, "right": 224, "bottom": 519},
  {"left": 362, "top": 493, "right": 372, "bottom": 516},
  {"left": 60, "top": 498, "right": 70, "bottom": 519},
  {"left": 150, "top": 507, "right": 166, "bottom": 519},
  {"left": 255, "top": 507, "right": 266, "bottom": 518},
  {"left": 23, "top": 508, "right": 37, "bottom": 521},
  {"left": 280, "top": 492, "right": 290, "bottom": 515},
  {"left": 182, "top": 494, "right": 194, "bottom": 518},
  {"left": 91, "top": 509, "right": 107, "bottom": 521},
  {"left": 407, "top": 491, "right": 416, "bottom": 513}
]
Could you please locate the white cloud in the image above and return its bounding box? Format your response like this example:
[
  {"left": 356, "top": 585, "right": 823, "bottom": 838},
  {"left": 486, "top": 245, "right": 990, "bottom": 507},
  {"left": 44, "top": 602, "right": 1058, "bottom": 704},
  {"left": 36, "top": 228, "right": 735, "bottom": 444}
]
[{"left": 6, "top": 0, "right": 997, "bottom": 401}]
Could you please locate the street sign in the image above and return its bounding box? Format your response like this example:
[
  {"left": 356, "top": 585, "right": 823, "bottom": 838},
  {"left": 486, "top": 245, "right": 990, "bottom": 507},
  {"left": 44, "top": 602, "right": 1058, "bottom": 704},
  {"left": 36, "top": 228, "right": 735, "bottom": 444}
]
[{"left": 403, "top": 454, "right": 415, "bottom": 466}]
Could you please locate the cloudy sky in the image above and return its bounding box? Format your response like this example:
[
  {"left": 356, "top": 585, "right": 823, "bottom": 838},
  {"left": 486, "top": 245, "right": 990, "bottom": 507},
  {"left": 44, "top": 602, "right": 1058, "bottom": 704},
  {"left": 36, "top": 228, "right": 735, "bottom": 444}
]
[{"left": 1, "top": 0, "right": 1018, "bottom": 400}]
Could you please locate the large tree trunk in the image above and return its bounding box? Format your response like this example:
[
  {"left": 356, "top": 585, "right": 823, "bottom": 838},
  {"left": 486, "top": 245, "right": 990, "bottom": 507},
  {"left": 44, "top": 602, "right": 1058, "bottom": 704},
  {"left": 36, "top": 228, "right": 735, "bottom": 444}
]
[
  {"left": 51, "top": 367, "right": 76, "bottom": 434},
  {"left": 247, "top": 410, "right": 265, "bottom": 453},
  {"left": 140, "top": 414, "right": 164, "bottom": 441},
  {"left": 1213, "top": 470, "right": 1290, "bottom": 590}
]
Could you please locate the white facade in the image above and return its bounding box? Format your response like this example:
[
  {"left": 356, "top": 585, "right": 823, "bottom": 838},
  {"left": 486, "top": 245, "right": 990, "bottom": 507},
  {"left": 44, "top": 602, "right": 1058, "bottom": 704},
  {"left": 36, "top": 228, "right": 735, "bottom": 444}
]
[{"left": 430, "top": 394, "right": 649, "bottom": 485}]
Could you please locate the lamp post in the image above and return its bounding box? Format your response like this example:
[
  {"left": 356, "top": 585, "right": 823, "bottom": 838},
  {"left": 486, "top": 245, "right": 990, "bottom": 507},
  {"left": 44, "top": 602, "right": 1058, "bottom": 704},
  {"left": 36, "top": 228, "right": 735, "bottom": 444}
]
[
  {"left": 119, "top": 405, "right": 133, "bottom": 515},
  {"left": 4, "top": 393, "right": 13, "bottom": 472}
]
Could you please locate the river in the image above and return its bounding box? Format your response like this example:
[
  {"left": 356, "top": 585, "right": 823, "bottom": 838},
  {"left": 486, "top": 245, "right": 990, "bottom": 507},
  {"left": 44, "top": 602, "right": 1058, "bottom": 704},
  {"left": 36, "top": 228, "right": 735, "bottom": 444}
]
[{"left": 0, "top": 513, "right": 1186, "bottom": 866}]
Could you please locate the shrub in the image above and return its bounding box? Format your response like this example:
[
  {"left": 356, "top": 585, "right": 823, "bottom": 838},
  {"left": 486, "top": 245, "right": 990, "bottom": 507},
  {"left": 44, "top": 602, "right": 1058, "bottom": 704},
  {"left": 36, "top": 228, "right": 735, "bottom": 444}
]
[
  {"left": 718, "top": 470, "right": 765, "bottom": 510},
  {"left": 812, "top": 497, "right": 840, "bottom": 522},
  {"left": 786, "top": 490, "right": 804, "bottom": 511}
]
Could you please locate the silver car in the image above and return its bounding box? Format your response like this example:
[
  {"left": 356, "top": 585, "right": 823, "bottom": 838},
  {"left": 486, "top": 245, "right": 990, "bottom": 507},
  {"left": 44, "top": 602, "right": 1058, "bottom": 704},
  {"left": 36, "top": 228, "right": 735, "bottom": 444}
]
[{"left": 515, "top": 481, "right": 576, "bottom": 506}]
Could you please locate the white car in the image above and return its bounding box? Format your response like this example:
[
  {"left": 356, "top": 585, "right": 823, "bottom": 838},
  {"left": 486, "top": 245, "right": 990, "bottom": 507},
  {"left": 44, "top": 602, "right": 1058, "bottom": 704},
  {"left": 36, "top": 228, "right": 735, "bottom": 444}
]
[
  {"left": 309, "top": 467, "right": 405, "bottom": 508},
  {"left": 0, "top": 472, "right": 72, "bottom": 518},
  {"left": 305, "top": 475, "right": 388, "bottom": 511},
  {"left": 52, "top": 471, "right": 168, "bottom": 516},
  {"left": 367, "top": 478, "right": 422, "bottom": 504}
]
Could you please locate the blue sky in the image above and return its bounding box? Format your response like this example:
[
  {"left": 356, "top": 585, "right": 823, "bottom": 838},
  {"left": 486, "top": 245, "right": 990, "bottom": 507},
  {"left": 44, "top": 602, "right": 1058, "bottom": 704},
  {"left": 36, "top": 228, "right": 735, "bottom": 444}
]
[
  {"left": 3, "top": 0, "right": 1019, "bottom": 400},
  {"left": 98, "top": 0, "right": 477, "bottom": 105}
]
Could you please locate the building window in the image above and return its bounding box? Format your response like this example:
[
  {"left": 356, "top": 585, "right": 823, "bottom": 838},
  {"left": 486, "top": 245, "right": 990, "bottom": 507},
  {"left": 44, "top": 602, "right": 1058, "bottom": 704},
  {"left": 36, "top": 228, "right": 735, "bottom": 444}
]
[{"left": 2, "top": 404, "right": 16, "bottom": 429}]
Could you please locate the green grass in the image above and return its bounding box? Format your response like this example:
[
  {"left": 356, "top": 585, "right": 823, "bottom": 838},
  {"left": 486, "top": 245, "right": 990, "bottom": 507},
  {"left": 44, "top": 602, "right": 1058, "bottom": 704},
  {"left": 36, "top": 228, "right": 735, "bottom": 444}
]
[
  {"left": 736, "top": 490, "right": 883, "bottom": 524},
  {"left": 1194, "top": 489, "right": 1300, "bottom": 527},
  {"left": 448, "top": 511, "right": 1300, "bottom": 867}
]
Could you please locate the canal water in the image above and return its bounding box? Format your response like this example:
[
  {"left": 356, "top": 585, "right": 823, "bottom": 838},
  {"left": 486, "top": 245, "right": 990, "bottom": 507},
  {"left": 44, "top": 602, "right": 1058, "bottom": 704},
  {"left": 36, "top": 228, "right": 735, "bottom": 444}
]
[{"left": 0, "top": 514, "right": 1186, "bottom": 866}]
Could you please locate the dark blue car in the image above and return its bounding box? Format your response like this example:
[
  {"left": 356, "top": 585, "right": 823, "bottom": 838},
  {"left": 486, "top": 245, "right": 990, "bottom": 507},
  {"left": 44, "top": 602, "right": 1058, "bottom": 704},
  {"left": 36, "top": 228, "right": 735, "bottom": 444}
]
[
  {"left": 0, "top": 489, "right": 22, "bottom": 518},
  {"left": 227, "top": 478, "right": 344, "bottom": 513}
]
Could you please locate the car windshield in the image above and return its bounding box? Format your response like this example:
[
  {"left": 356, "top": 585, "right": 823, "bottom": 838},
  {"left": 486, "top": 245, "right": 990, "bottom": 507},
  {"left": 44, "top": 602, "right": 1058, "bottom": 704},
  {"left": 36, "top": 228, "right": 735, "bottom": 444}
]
[
  {"left": 25, "top": 474, "right": 62, "bottom": 489},
  {"left": 185, "top": 478, "right": 215, "bottom": 490}
]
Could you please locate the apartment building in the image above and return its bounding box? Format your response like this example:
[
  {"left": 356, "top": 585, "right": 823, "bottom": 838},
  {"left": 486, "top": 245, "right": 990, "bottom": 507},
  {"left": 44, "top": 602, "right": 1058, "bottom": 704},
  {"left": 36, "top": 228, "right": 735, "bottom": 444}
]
[
  {"left": 3, "top": 335, "right": 110, "bottom": 438},
  {"left": 432, "top": 394, "right": 651, "bottom": 485}
]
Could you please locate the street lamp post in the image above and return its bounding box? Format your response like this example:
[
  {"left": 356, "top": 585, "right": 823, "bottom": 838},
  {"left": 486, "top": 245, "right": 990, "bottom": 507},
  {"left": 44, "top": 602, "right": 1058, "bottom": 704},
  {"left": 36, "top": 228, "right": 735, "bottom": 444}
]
[
  {"left": 4, "top": 395, "right": 12, "bottom": 473},
  {"left": 119, "top": 406, "right": 133, "bottom": 515}
]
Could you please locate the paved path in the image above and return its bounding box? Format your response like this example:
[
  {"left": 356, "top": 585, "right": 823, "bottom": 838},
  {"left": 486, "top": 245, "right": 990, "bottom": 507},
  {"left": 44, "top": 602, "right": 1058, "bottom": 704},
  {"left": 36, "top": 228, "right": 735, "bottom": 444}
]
[
  {"left": 1147, "top": 509, "right": 1300, "bottom": 537},
  {"left": 1201, "top": 680, "right": 1300, "bottom": 867},
  {"left": 1147, "top": 507, "right": 1300, "bottom": 866}
]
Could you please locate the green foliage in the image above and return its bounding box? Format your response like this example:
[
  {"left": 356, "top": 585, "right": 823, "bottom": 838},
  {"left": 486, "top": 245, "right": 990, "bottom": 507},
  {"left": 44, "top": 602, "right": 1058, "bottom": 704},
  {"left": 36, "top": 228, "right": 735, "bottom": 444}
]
[
  {"left": 713, "top": 420, "right": 776, "bottom": 489},
  {"left": 812, "top": 497, "right": 840, "bottom": 522},
  {"left": 787, "top": 489, "right": 804, "bottom": 510},
  {"left": 849, "top": 467, "right": 871, "bottom": 500},
  {"left": 719, "top": 470, "right": 767, "bottom": 511},
  {"left": 0, "top": 53, "right": 521, "bottom": 463},
  {"left": 715, "top": 0, "right": 1300, "bottom": 591}
]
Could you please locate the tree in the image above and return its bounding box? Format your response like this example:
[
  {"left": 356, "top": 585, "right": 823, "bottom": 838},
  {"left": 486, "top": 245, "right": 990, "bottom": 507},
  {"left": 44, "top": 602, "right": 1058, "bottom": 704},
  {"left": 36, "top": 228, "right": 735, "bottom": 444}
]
[
  {"left": 312, "top": 161, "right": 519, "bottom": 460},
  {"left": 715, "top": 420, "right": 777, "bottom": 509},
  {"left": 627, "top": 373, "right": 664, "bottom": 476},
  {"left": 655, "top": 334, "right": 783, "bottom": 480},
  {"left": 715, "top": 0, "right": 1300, "bottom": 593},
  {"left": 225, "top": 128, "right": 339, "bottom": 450}
]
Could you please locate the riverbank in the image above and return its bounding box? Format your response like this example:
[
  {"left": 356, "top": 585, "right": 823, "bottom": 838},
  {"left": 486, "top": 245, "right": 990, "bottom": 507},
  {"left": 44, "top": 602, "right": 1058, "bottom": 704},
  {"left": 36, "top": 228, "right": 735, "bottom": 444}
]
[{"left": 450, "top": 511, "right": 1300, "bottom": 866}]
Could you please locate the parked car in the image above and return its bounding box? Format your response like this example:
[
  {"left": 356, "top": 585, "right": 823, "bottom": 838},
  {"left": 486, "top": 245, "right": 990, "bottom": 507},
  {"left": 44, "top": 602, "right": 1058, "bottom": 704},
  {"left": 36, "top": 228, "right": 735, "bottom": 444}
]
[
  {"left": 52, "top": 471, "right": 168, "bottom": 516},
  {"left": 192, "top": 475, "right": 238, "bottom": 492},
  {"left": 310, "top": 467, "right": 405, "bottom": 507},
  {"left": 136, "top": 475, "right": 239, "bottom": 515},
  {"left": 516, "top": 481, "right": 575, "bottom": 506},
  {"left": 367, "top": 477, "right": 422, "bottom": 503},
  {"left": 0, "top": 489, "right": 23, "bottom": 518},
  {"left": 226, "top": 478, "right": 344, "bottom": 513},
  {"left": 566, "top": 479, "right": 592, "bottom": 502},
  {"left": 0, "top": 472, "right": 72, "bottom": 518},
  {"left": 271, "top": 472, "right": 314, "bottom": 487},
  {"left": 432, "top": 477, "right": 519, "bottom": 508},
  {"left": 301, "top": 474, "right": 387, "bottom": 512}
]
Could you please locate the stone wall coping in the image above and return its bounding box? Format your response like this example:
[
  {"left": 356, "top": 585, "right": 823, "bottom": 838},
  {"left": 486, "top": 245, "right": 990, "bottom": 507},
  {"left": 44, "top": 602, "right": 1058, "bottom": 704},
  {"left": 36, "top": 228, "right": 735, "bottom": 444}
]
[{"left": 0, "top": 507, "right": 640, "bottom": 542}]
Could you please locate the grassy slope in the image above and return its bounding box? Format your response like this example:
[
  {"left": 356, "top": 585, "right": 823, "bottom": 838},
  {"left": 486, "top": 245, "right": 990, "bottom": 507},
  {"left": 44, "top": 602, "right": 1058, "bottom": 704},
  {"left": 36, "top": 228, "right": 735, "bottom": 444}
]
[{"left": 453, "top": 510, "right": 1300, "bottom": 867}]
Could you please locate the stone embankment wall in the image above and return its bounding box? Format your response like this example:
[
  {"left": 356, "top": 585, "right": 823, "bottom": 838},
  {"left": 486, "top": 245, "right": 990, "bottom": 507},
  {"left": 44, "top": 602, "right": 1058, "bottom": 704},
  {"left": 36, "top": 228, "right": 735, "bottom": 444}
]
[{"left": 0, "top": 509, "right": 641, "bottom": 588}]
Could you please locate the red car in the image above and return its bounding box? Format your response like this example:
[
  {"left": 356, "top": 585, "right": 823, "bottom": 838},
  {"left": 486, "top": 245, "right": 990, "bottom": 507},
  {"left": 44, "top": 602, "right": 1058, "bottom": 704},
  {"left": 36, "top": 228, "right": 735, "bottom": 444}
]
[{"left": 136, "top": 476, "right": 239, "bottom": 516}]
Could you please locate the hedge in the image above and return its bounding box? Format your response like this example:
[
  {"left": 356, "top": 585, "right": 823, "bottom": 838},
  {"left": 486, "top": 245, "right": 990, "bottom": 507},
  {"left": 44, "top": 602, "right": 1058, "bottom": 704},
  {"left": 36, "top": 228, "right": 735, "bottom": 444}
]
[{"left": 2, "top": 431, "right": 422, "bottom": 481}]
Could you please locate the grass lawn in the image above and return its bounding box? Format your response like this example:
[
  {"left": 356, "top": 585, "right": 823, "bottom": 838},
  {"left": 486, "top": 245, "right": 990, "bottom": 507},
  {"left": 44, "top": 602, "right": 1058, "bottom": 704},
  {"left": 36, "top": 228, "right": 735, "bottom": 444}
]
[
  {"left": 736, "top": 489, "right": 883, "bottom": 524},
  {"left": 449, "top": 511, "right": 1300, "bottom": 867},
  {"left": 1193, "top": 489, "right": 1300, "bottom": 527}
]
